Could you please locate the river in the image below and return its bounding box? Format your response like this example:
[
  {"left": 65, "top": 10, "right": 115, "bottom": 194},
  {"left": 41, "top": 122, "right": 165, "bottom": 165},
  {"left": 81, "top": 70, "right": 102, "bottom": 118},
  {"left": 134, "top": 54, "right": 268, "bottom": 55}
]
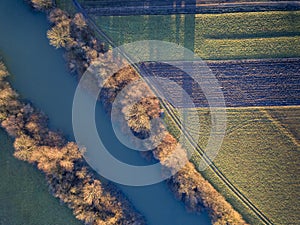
[{"left": 0, "top": 0, "right": 210, "bottom": 224}]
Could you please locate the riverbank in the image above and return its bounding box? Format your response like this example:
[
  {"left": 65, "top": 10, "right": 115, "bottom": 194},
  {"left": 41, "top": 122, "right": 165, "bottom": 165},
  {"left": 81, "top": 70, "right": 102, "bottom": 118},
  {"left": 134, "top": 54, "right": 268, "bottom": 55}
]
[{"left": 37, "top": 1, "right": 248, "bottom": 224}]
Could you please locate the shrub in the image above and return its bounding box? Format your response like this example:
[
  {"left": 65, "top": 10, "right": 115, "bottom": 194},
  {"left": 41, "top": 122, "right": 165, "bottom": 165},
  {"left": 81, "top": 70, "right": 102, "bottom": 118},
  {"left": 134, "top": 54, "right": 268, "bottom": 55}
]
[
  {"left": 47, "top": 22, "right": 73, "bottom": 49},
  {"left": 48, "top": 8, "right": 70, "bottom": 24},
  {"left": 72, "top": 13, "right": 87, "bottom": 30},
  {"left": 0, "top": 62, "right": 9, "bottom": 80},
  {"left": 31, "top": 0, "right": 53, "bottom": 10}
]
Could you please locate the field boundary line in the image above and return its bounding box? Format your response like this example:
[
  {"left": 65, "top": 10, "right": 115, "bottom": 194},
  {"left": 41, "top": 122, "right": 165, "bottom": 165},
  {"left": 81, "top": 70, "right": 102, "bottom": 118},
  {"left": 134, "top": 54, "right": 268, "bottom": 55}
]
[
  {"left": 260, "top": 109, "right": 300, "bottom": 146},
  {"left": 183, "top": 105, "right": 300, "bottom": 111},
  {"left": 204, "top": 57, "right": 300, "bottom": 64}
]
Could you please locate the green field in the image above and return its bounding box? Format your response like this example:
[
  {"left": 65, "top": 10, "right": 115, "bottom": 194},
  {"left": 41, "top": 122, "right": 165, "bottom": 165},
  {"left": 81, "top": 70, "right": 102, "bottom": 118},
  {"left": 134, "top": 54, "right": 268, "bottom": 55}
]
[
  {"left": 92, "top": 11, "right": 300, "bottom": 59},
  {"left": 196, "top": 11, "right": 300, "bottom": 38},
  {"left": 197, "top": 36, "right": 300, "bottom": 59},
  {"left": 56, "top": 0, "right": 300, "bottom": 59},
  {"left": 165, "top": 106, "right": 300, "bottom": 224},
  {"left": 0, "top": 129, "right": 82, "bottom": 225}
]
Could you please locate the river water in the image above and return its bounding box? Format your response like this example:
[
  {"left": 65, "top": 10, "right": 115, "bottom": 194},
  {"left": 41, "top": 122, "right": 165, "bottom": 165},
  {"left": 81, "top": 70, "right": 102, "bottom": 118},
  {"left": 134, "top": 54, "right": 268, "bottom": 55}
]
[{"left": 0, "top": 0, "right": 210, "bottom": 224}]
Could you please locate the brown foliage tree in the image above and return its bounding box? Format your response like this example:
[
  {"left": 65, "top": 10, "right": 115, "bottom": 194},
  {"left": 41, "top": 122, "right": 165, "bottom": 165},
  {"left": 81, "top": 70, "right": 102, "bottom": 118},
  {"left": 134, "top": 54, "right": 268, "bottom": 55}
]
[
  {"left": 0, "top": 84, "right": 21, "bottom": 120},
  {"left": 47, "top": 22, "right": 74, "bottom": 49},
  {"left": 126, "top": 102, "right": 151, "bottom": 133},
  {"left": 31, "top": 142, "right": 82, "bottom": 174},
  {"left": 82, "top": 180, "right": 103, "bottom": 206},
  {"left": 13, "top": 134, "right": 37, "bottom": 162},
  {"left": 31, "top": 0, "right": 52, "bottom": 10},
  {"left": 1, "top": 113, "right": 25, "bottom": 137},
  {"left": 0, "top": 62, "right": 9, "bottom": 80},
  {"left": 48, "top": 8, "right": 70, "bottom": 25},
  {"left": 72, "top": 13, "right": 87, "bottom": 30}
]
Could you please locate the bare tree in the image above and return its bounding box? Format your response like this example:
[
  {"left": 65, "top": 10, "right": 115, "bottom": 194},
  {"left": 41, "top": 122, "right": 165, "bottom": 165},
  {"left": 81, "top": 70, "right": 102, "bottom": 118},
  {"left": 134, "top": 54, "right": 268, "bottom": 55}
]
[
  {"left": 47, "top": 23, "right": 73, "bottom": 49},
  {"left": 73, "top": 13, "right": 87, "bottom": 30},
  {"left": 31, "top": 0, "right": 52, "bottom": 10},
  {"left": 0, "top": 62, "right": 9, "bottom": 80},
  {"left": 48, "top": 8, "right": 70, "bottom": 25}
]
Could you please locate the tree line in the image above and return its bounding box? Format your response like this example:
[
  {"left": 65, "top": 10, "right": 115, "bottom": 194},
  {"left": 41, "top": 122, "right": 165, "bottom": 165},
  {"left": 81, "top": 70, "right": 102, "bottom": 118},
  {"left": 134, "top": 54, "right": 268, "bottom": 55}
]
[{"left": 98, "top": 61, "right": 248, "bottom": 225}]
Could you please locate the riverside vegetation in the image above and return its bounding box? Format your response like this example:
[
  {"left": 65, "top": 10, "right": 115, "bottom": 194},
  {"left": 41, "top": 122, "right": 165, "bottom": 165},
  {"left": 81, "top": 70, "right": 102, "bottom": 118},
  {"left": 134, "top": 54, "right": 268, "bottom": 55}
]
[
  {"left": 0, "top": 59, "right": 145, "bottom": 225},
  {"left": 0, "top": 39, "right": 144, "bottom": 225},
  {"left": 28, "top": 1, "right": 249, "bottom": 224}
]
